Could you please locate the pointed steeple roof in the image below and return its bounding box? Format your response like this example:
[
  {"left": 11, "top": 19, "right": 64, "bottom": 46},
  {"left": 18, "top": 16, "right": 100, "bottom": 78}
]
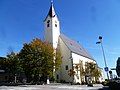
[
  {"left": 48, "top": 2, "right": 56, "bottom": 17},
  {"left": 44, "top": 1, "right": 57, "bottom": 21}
]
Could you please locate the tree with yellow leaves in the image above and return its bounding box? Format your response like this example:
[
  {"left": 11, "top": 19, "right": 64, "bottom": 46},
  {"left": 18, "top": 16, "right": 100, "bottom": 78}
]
[{"left": 19, "top": 38, "right": 62, "bottom": 83}]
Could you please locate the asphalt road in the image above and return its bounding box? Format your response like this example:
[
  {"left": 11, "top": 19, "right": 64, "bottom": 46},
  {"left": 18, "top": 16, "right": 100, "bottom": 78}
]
[{"left": 0, "top": 84, "right": 109, "bottom": 90}]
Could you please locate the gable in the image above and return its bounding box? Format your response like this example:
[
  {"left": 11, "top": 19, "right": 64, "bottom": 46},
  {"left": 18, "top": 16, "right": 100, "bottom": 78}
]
[{"left": 60, "top": 34, "right": 94, "bottom": 60}]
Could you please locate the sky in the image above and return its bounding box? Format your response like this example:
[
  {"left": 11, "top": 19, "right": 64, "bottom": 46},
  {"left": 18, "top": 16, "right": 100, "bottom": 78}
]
[{"left": 0, "top": 0, "right": 120, "bottom": 77}]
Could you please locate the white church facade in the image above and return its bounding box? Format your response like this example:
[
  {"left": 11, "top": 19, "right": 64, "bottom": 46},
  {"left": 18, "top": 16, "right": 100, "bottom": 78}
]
[{"left": 44, "top": 2, "right": 103, "bottom": 84}]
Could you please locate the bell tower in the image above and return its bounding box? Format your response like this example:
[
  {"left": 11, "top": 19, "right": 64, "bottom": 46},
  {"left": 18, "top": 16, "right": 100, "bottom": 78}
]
[{"left": 44, "top": 1, "right": 60, "bottom": 49}]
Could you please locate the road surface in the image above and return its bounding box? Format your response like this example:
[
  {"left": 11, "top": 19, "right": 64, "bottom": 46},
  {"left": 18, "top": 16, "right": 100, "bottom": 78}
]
[{"left": 0, "top": 84, "right": 109, "bottom": 90}]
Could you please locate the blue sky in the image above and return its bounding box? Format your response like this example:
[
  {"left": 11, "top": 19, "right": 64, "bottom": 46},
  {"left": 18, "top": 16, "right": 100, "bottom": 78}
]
[{"left": 0, "top": 0, "right": 120, "bottom": 77}]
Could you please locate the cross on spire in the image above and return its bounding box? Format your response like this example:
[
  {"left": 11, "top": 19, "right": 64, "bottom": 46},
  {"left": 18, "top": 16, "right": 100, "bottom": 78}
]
[
  {"left": 44, "top": 0, "right": 57, "bottom": 21},
  {"left": 51, "top": 0, "right": 53, "bottom": 4},
  {"left": 47, "top": 0, "right": 56, "bottom": 17}
]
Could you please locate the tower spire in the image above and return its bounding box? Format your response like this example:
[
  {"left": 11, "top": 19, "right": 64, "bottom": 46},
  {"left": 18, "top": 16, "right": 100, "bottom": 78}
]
[
  {"left": 44, "top": 0, "right": 60, "bottom": 49},
  {"left": 46, "top": 0, "right": 56, "bottom": 18}
]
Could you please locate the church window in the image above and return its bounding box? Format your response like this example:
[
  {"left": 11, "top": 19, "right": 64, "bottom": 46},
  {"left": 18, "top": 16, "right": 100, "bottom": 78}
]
[
  {"left": 55, "top": 24, "right": 57, "bottom": 27},
  {"left": 47, "top": 24, "right": 50, "bottom": 27},
  {"left": 57, "top": 74, "right": 59, "bottom": 79},
  {"left": 66, "top": 65, "right": 68, "bottom": 70},
  {"left": 55, "top": 21, "right": 57, "bottom": 27},
  {"left": 47, "top": 20, "right": 50, "bottom": 23},
  {"left": 47, "top": 20, "right": 50, "bottom": 27}
]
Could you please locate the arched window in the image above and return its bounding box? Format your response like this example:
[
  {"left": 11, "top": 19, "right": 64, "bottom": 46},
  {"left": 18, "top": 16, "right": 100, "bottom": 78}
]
[
  {"left": 66, "top": 65, "right": 68, "bottom": 70},
  {"left": 55, "top": 21, "right": 57, "bottom": 27},
  {"left": 47, "top": 20, "right": 50, "bottom": 27},
  {"left": 55, "top": 24, "right": 57, "bottom": 27},
  {"left": 57, "top": 74, "right": 59, "bottom": 79}
]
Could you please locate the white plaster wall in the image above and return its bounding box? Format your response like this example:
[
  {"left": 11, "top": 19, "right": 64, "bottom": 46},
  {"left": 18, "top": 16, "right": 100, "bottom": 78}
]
[
  {"left": 72, "top": 53, "right": 96, "bottom": 83},
  {"left": 58, "top": 37, "right": 73, "bottom": 83},
  {"left": 72, "top": 53, "right": 96, "bottom": 66},
  {"left": 52, "top": 17, "right": 60, "bottom": 49},
  {"left": 44, "top": 15, "right": 60, "bottom": 49},
  {"left": 44, "top": 16, "right": 53, "bottom": 43}
]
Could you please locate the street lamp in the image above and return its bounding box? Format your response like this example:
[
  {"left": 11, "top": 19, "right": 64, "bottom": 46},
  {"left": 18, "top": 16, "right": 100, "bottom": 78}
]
[{"left": 96, "top": 36, "right": 109, "bottom": 80}]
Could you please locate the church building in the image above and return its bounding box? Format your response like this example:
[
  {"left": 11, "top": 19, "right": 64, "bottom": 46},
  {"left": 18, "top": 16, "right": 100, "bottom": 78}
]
[{"left": 44, "top": 2, "right": 101, "bottom": 83}]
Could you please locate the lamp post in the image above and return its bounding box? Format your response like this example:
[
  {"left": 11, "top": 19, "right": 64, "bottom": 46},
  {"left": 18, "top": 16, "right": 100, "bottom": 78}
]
[{"left": 96, "top": 36, "right": 109, "bottom": 80}]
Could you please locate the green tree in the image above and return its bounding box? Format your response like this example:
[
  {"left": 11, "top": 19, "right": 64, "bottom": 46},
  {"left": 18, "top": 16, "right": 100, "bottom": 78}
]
[
  {"left": 68, "top": 68, "right": 76, "bottom": 83},
  {"left": 68, "top": 69, "right": 76, "bottom": 77},
  {"left": 0, "top": 57, "right": 6, "bottom": 71},
  {"left": 85, "top": 62, "right": 101, "bottom": 82},
  {"left": 75, "top": 61, "right": 85, "bottom": 83},
  {"left": 1, "top": 52, "right": 23, "bottom": 82},
  {"left": 7, "top": 52, "right": 22, "bottom": 74},
  {"left": 54, "top": 49, "right": 62, "bottom": 70},
  {"left": 19, "top": 38, "right": 62, "bottom": 83}
]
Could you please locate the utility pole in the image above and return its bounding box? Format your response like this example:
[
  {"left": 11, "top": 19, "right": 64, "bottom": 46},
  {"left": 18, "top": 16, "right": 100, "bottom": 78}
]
[{"left": 96, "top": 36, "right": 109, "bottom": 80}]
